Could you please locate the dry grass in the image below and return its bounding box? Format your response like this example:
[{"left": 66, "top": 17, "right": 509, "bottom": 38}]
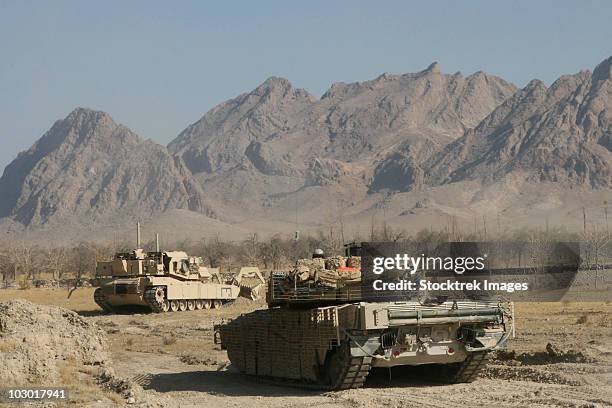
[
  {"left": 0, "top": 287, "right": 99, "bottom": 313},
  {"left": 18, "top": 279, "right": 32, "bottom": 290},
  {"left": 57, "top": 358, "right": 123, "bottom": 406},
  {"left": 509, "top": 301, "right": 612, "bottom": 355},
  {"left": 162, "top": 334, "right": 177, "bottom": 345}
]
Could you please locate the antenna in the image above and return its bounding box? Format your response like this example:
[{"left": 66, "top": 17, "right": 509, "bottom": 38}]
[
  {"left": 137, "top": 222, "right": 141, "bottom": 248},
  {"left": 294, "top": 189, "right": 299, "bottom": 243}
]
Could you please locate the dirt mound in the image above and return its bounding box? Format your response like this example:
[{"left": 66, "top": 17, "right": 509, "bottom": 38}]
[
  {"left": 178, "top": 353, "right": 224, "bottom": 367},
  {"left": 494, "top": 342, "right": 595, "bottom": 365},
  {"left": 482, "top": 365, "right": 582, "bottom": 385},
  {"left": 483, "top": 342, "right": 599, "bottom": 386},
  {"left": 96, "top": 367, "right": 145, "bottom": 405},
  {"left": 0, "top": 299, "right": 108, "bottom": 385}
]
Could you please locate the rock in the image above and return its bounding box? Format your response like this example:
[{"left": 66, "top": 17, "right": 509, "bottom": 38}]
[{"left": 546, "top": 342, "right": 561, "bottom": 357}]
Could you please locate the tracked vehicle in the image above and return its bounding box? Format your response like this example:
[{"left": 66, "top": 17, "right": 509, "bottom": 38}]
[
  {"left": 94, "top": 224, "right": 264, "bottom": 313},
  {"left": 217, "top": 246, "right": 512, "bottom": 390}
]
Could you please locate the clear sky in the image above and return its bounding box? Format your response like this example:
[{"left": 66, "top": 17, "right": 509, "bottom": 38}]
[{"left": 1, "top": 0, "right": 611, "bottom": 170}]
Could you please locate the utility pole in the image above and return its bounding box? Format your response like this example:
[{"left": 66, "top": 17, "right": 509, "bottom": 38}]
[
  {"left": 604, "top": 201, "right": 609, "bottom": 236},
  {"left": 482, "top": 215, "right": 487, "bottom": 241}
]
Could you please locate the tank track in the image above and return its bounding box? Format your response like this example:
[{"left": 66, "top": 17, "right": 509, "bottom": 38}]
[
  {"left": 93, "top": 288, "right": 114, "bottom": 313},
  {"left": 251, "top": 355, "right": 372, "bottom": 390},
  {"left": 143, "top": 287, "right": 228, "bottom": 312},
  {"left": 234, "top": 343, "right": 372, "bottom": 391},
  {"left": 329, "top": 354, "right": 372, "bottom": 390},
  {"left": 442, "top": 351, "right": 490, "bottom": 383},
  {"left": 143, "top": 286, "right": 166, "bottom": 313}
]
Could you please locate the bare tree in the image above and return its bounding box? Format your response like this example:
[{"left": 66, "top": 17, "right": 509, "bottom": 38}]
[
  {"left": 11, "top": 240, "right": 39, "bottom": 281},
  {"left": 260, "top": 235, "right": 285, "bottom": 270},
  {"left": 68, "top": 242, "right": 96, "bottom": 298},
  {"left": 0, "top": 248, "right": 16, "bottom": 283},
  {"left": 46, "top": 246, "right": 69, "bottom": 280},
  {"left": 242, "top": 233, "right": 260, "bottom": 266}
]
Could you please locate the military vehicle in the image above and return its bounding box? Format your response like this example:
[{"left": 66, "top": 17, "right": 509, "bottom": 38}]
[
  {"left": 94, "top": 224, "right": 264, "bottom": 313},
  {"left": 217, "top": 245, "right": 513, "bottom": 390}
]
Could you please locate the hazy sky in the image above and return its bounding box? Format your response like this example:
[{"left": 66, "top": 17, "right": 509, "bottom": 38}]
[{"left": 1, "top": 1, "right": 611, "bottom": 170}]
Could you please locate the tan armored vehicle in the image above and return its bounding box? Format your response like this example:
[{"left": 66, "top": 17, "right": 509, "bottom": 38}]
[
  {"left": 217, "top": 245, "right": 512, "bottom": 390},
  {"left": 94, "top": 225, "right": 264, "bottom": 313}
]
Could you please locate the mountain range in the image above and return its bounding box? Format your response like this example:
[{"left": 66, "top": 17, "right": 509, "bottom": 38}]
[{"left": 1, "top": 57, "right": 610, "bottom": 243}]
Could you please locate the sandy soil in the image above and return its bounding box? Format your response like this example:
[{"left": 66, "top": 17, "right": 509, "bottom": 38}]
[
  {"left": 98, "top": 302, "right": 612, "bottom": 408},
  {"left": 1, "top": 289, "right": 611, "bottom": 407}
]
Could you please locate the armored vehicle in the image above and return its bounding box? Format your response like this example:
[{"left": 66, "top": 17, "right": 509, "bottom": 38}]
[
  {"left": 217, "top": 246, "right": 512, "bottom": 390},
  {"left": 94, "top": 225, "right": 264, "bottom": 313}
]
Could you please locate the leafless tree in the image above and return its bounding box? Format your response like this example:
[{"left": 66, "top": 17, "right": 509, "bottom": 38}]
[
  {"left": 45, "top": 246, "right": 69, "bottom": 280},
  {"left": 242, "top": 233, "right": 260, "bottom": 265},
  {"left": 260, "top": 235, "right": 285, "bottom": 270},
  {"left": 10, "top": 240, "right": 39, "bottom": 281},
  {"left": 68, "top": 242, "right": 96, "bottom": 298}
]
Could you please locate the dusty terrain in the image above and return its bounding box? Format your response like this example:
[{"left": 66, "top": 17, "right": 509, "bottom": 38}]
[{"left": 0, "top": 288, "right": 610, "bottom": 407}]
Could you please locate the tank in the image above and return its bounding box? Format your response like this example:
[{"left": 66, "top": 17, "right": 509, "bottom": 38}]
[
  {"left": 94, "top": 225, "right": 264, "bottom": 313},
  {"left": 216, "top": 245, "right": 512, "bottom": 390}
]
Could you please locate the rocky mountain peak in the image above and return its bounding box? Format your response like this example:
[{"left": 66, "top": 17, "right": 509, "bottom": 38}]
[
  {"left": 592, "top": 56, "right": 612, "bottom": 82},
  {"left": 257, "top": 76, "right": 292, "bottom": 90},
  {"left": 65, "top": 107, "right": 113, "bottom": 123},
  {"left": 39, "top": 107, "right": 142, "bottom": 154},
  {"left": 251, "top": 76, "right": 316, "bottom": 103},
  {"left": 0, "top": 109, "right": 210, "bottom": 225},
  {"left": 524, "top": 79, "right": 547, "bottom": 93},
  {"left": 426, "top": 55, "right": 612, "bottom": 189},
  {"left": 424, "top": 61, "right": 441, "bottom": 75}
]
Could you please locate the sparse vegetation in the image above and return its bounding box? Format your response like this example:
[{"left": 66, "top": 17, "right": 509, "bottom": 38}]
[
  {"left": 162, "top": 334, "right": 177, "bottom": 345},
  {"left": 17, "top": 278, "right": 31, "bottom": 290},
  {"left": 58, "top": 358, "right": 123, "bottom": 405}
]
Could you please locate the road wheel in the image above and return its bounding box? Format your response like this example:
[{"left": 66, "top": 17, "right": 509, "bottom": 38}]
[
  {"left": 160, "top": 300, "right": 170, "bottom": 312},
  {"left": 213, "top": 300, "right": 222, "bottom": 309},
  {"left": 187, "top": 300, "right": 195, "bottom": 311},
  {"left": 195, "top": 300, "right": 204, "bottom": 310},
  {"left": 154, "top": 287, "right": 165, "bottom": 303},
  {"left": 179, "top": 300, "right": 187, "bottom": 311},
  {"left": 204, "top": 300, "right": 212, "bottom": 309},
  {"left": 323, "top": 342, "right": 370, "bottom": 390},
  {"left": 170, "top": 300, "right": 179, "bottom": 312}
]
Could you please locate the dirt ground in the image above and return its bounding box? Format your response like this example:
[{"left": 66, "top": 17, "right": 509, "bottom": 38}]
[{"left": 1, "top": 288, "right": 611, "bottom": 408}]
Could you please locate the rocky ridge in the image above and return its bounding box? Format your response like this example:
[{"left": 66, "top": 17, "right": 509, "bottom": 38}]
[{"left": 0, "top": 58, "right": 610, "bottom": 237}]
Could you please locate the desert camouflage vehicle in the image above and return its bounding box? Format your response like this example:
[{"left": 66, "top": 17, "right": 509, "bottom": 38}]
[
  {"left": 94, "top": 225, "right": 264, "bottom": 313},
  {"left": 217, "top": 245, "right": 513, "bottom": 390}
]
